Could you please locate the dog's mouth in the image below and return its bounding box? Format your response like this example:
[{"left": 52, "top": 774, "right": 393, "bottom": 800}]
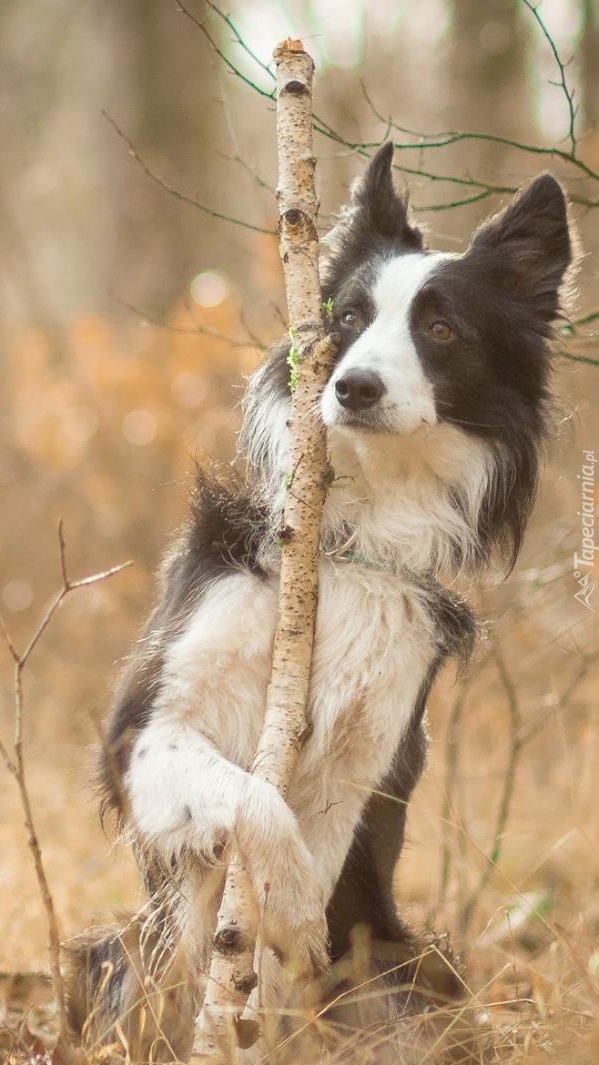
[
  {"left": 331, "top": 410, "right": 389, "bottom": 433},
  {"left": 326, "top": 409, "right": 436, "bottom": 436}
]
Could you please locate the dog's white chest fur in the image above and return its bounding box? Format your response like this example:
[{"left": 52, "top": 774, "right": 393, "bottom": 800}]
[
  {"left": 144, "top": 560, "right": 436, "bottom": 899},
  {"left": 291, "top": 560, "right": 435, "bottom": 892}
]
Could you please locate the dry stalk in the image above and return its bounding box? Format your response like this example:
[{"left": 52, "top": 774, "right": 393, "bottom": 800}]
[
  {"left": 460, "top": 640, "right": 599, "bottom": 932},
  {"left": 192, "top": 38, "right": 338, "bottom": 1062},
  {"left": 0, "top": 520, "right": 131, "bottom": 1051},
  {"left": 437, "top": 648, "right": 495, "bottom": 913},
  {"left": 460, "top": 641, "right": 523, "bottom": 932}
]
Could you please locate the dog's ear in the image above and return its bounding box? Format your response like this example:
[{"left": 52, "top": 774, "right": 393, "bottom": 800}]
[
  {"left": 468, "top": 174, "right": 572, "bottom": 320},
  {"left": 349, "top": 143, "right": 423, "bottom": 248},
  {"left": 321, "top": 144, "right": 424, "bottom": 292}
]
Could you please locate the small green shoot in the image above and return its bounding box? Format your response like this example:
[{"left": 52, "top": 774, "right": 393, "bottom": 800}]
[{"left": 287, "top": 329, "right": 300, "bottom": 392}]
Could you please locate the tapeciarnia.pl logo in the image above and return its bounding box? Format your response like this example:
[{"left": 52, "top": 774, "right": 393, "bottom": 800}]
[{"left": 573, "top": 449, "right": 597, "bottom": 612}]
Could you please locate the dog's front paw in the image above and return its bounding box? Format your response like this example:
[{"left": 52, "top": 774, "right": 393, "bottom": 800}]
[
  {"left": 260, "top": 868, "right": 329, "bottom": 978},
  {"left": 237, "top": 778, "right": 330, "bottom": 977}
]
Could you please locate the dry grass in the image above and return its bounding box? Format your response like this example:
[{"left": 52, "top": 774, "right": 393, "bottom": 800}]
[{"left": 1, "top": 297, "right": 597, "bottom": 1062}]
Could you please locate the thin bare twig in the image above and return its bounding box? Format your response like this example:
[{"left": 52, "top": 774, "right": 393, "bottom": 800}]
[
  {"left": 236, "top": 308, "right": 268, "bottom": 352},
  {"left": 456, "top": 640, "right": 597, "bottom": 932},
  {"left": 193, "top": 1, "right": 599, "bottom": 195},
  {"left": 569, "top": 310, "right": 599, "bottom": 329},
  {"left": 195, "top": 0, "right": 276, "bottom": 87},
  {"left": 518, "top": 649, "right": 598, "bottom": 746},
  {"left": 102, "top": 111, "right": 276, "bottom": 237},
  {"left": 113, "top": 294, "right": 258, "bottom": 349},
  {"left": 522, "top": 0, "right": 578, "bottom": 158},
  {"left": 174, "top": 0, "right": 276, "bottom": 100},
  {"left": 0, "top": 521, "right": 132, "bottom": 1046},
  {"left": 438, "top": 683, "right": 471, "bottom": 907},
  {"left": 560, "top": 351, "right": 599, "bottom": 366},
  {"left": 459, "top": 642, "right": 522, "bottom": 931},
  {"left": 313, "top": 121, "right": 599, "bottom": 193},
  {"left": 438, "top": 649, "right": 495, "bottom": 911}
]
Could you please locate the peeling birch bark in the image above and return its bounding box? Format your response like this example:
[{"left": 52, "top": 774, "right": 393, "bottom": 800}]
[{"left": 192, "top": 38, "right": 338, "bottom": 1062}]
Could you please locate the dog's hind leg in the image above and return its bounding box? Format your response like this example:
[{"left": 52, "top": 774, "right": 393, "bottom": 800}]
[{"left": 64, "top": 890, "right": 198, "bottom": 1063}]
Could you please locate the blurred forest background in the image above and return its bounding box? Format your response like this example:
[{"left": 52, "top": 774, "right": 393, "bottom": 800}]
[{"left": 0, "top": 0, "right": 598, "bottom": 1059}]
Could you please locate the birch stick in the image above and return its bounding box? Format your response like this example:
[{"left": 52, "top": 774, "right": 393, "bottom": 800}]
[{"left": 192, "top": 38, "right": 338, "bottom": 1062}]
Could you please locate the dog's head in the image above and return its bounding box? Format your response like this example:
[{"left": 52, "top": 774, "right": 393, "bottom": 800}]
[
  {"left": 242, "top": 145, "right": 575, "bottom": 569},
  {"left": 320, "top": 143, "right": 573, "bottom": 442}
]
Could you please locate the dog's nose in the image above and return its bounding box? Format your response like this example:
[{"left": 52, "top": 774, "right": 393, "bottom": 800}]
[{"left": 335, "top": 370, "right": 386, "bottom": 411}]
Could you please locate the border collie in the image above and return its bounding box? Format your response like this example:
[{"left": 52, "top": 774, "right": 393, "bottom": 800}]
[{"left": 66, "top": 143, "right": 572, "bottom": 1062}]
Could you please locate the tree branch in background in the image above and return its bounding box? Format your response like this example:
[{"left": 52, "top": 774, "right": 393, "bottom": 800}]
[
  {"left": 102, "top": 110, "right": 276, "bottom": 237},
  {"left": 0, "top": 522, "right": 131, "bottom": 1054},
  {"left": 192, "top": 38, "right": 338, "bottom": 1063},
  {"left": 438, "top": 661, "right": 484, "bottom": 909},
  {"left": 559, "top": 350, "right": 599, "bottom": 367},
  {"left": 112, "top": 293, "right": 259, "bottom": 348},
  {"left": 193, "top": 0, "right": 599, "bottom": 192},
  {"left": 439, "top": 637, "right": 599, "bottom": 935},
  {"left": 175, "top": 0, "right": 276, "bottom": 100},
  {"left": 560, "top": 312, "right": 599, "bottom": 367},
  {"left": 460, "top": 643, "right": 523, "bottom": 933},
  {"left": 522, "top": 0, "right": 578, "bottom": 159}
]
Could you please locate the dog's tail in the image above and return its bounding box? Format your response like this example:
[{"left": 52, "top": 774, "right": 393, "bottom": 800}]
[{"left": 63, "top": 913, "right": 196, "bottom": 1063}]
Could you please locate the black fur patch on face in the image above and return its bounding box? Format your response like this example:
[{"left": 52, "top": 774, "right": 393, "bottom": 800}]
[
  {"left": 406, "top": 173, "right": 572, "bottom": 566},
  {"left": 407, "top": 262, "right": 544, "bottom": 565},
  {"left": 328, "top": 261, "right": 378, "bottom": 357}
]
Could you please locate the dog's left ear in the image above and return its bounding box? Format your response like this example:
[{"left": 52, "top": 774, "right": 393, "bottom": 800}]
[
  {"left": 349, "top": 142, "right": 423, "bottom": 249},
  {"left": 469, "top": 174, "right": 572, "bottom": 320}
]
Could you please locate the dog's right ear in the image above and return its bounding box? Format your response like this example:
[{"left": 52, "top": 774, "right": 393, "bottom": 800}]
[
  {"left": 349, "top": 143, "right": 423, "bottom": 248},
  {"left": 321, "top": 144, "right": 423, "bottom": 291}
]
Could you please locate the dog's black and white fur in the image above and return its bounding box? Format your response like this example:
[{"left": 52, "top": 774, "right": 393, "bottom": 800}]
[{"left": 67, "top": 144, "right": 572, "bottom": 1062}]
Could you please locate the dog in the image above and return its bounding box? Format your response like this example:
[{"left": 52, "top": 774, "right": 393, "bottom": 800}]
[{"left": 66, "top": 143, "right": 573, "bottom": 1062}]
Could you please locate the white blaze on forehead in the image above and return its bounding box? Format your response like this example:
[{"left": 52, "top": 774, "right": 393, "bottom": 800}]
[
  {"left": 373, "top": 252, "right": 447, "bottom": 318},
  {"left": 322, "top": 251, "right": 450, "bottom": 434}
]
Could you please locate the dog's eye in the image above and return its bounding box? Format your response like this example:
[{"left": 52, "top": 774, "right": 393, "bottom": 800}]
[
  {"left": 340, "top": 309, "right": 360, "bottom": 328},
  {"left": 429, "top": 320, "right": 454, "bottom": 342}
]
